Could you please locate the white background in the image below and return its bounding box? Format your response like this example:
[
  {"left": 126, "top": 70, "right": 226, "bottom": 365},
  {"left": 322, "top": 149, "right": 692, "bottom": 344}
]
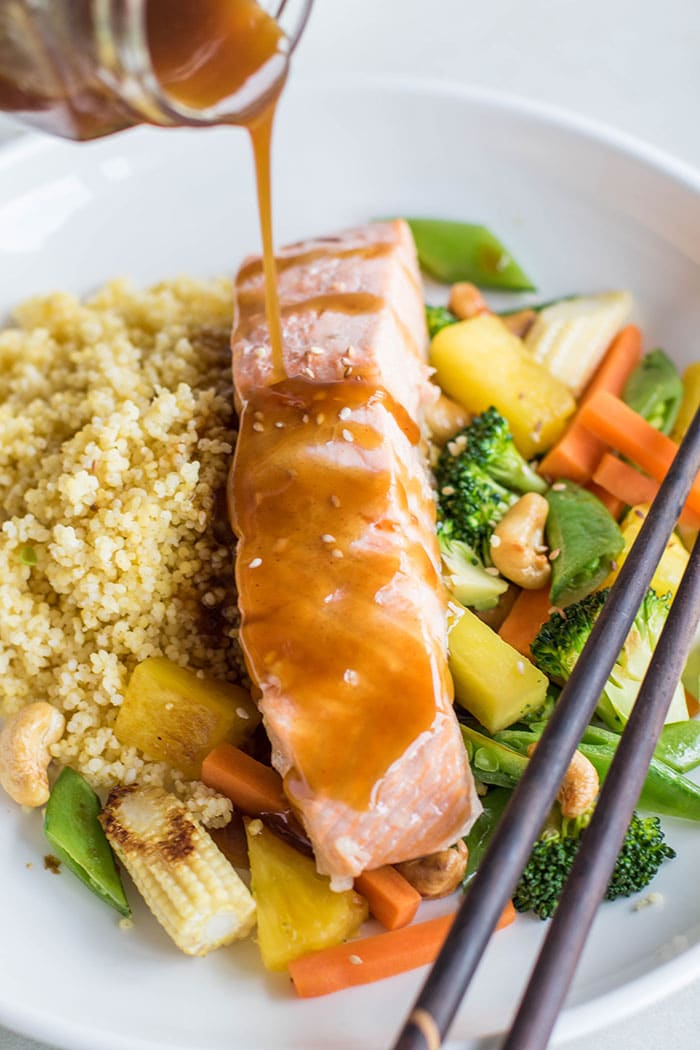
[{"left": 1, "top": 0, "right": 700, "bottom": 1046}]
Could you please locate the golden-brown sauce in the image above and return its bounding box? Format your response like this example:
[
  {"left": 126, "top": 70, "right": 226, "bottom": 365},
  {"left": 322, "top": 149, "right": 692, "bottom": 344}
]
[
  {"left": 231, "top": 378, "right": 445, "bottom": 810},
  {"left": 147, "top": 0, "right": 287, "bottom": 379},
  {"left": 146, "top": 0, "right": 285, "bottom": 111},
  {"left": 236, "top": 241, "right": 394, "bottom": 283}
]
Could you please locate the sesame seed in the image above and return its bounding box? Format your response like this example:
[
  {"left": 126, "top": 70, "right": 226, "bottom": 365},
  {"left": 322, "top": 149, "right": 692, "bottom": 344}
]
[
  {"left": 342, "top": 429, "right": 354, "bottom": 443},
  {"left": 308, "top": 346, "right": 323, "bottom": 355},
  {"left": 344, "top": 669, "right": 359, "bottom": 685},
  {"left": 316, "top": 413, "right": 325, "bottom": 424},
  {"left": 516, "top": 660, "right": 525, "bottom": 675},
  {"left": 236, "top": 707, "right": 250, "bottom": 719},
  {"left": 339, "top": 407, "right": 351, "bottom": 420},
  {"left": 549, "top": 548, "right": 561, "bottom": 561},
  {"left": 490, "top": 534, "right": 502, "bottom": 548},
  {"left": 330, "top": 494, "right": 341, "bottom": 508},
  {"left": 610, "top": 559, "right": 618, "bottom": 571},
  {"left": 302, "top": 367, "right": 315, "bottom": 379},
  {"left": 248, "top": 819, "right": 263, "bottom": 836},
  {"left": 302, "top": 414, "right": 310, "bottom": 423},
  {"left": 332, "top": 548, "right": 344, "bottom": 559},
  {"left": 485, "top": 566, "right": 500, "bottom": 576},
  {"left": 165, "top": 702, "right": 174, "bottom": 711},
  {"left": 253, "top": 411, "right": 264, "bottom": 421},
  {"left": 274, "top": 421, "right": 285, "bottom": 428},
  {"left": 344, "top": 365, "right": 353, "bottom": 377},
  {"left": 345, "top": 346, "right": 356, "bottom": 357},
  {"left": 252, "top": 421, "right": 264, "bottom": 433},
  {"left": 248, "top": 557, "right": 263, "bottom": 569},
  {"left": 348, "top": 954, "right": 363, "bottom": 965},
  {"left": 551, "top": 482, "right": 567, "bottom": 492},
  {"left": 321, "top": 534, "right": 336, "bottom": 544},
  {"left": 441, "top": 485, "right": 456, "bottom": 496}
]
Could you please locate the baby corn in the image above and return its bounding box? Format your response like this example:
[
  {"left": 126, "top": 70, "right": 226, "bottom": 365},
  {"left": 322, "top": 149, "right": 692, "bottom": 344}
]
[
  {"left": 100, "top": 785, "right": 255, "bottom": 956},
  {"left": 524, "top": 291, "right": 633, "bottom": 396}
]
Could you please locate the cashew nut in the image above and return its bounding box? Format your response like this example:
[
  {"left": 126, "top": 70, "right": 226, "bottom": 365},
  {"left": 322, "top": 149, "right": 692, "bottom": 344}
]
[
  {"left": 425, "top": 392, "right": 470, "bottom": 446},
  {"left": 448, "top": 282, "right": 489, "bottom": 320},
  {"left": 490, "top": 492, "right": 551, "bottom": 589},
  {"left": 528, "top": 744, "right": 599, "bottom": 819},
  {"left": 394, "top": 840, "right": 468, "bottom": 898},
  {"left": 0, "top": 702, "right": 65, "bottom": 807}
]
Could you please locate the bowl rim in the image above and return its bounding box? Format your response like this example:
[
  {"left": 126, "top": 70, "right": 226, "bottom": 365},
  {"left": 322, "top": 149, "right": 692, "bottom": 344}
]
[{"left": 1, "top": 73, "right": 700, "bottom": 1050}]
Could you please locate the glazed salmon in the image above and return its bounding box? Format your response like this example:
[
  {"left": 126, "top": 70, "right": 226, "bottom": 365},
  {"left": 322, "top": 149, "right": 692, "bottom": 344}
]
[{"left": 230, "top": 221, "right": 480, "bottom": 883}]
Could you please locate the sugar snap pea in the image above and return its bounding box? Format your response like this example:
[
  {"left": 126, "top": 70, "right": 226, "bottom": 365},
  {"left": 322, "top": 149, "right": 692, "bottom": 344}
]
[
  {"left": 496, "top": 725, "right": 700, "bottom": 821},
  {"left": 44, "top": 767, "right": 130, "bottom": 916},
  {"left": 545, "top": 481, "right": 624, "bottom": 606},
  {"left": 622, "top": 348, "right": 683, "bottom": 435},
  {"left": 405, "top": 218, "right": 535, "bottom": 290}
]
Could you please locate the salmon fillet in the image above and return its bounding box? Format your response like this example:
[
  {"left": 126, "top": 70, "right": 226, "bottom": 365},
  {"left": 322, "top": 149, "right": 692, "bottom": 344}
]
[{"left": 230, "top": 220, "right": 480, "bottom": 883}]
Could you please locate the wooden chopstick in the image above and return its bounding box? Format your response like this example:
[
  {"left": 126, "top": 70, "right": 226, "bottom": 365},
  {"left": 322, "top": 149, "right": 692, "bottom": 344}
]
[
  {"left": 391, "top": 403, "right": 700, "bottom": 1050},
  {"left": 502, "top": 520, "right": 700, "bottom": 1049}
]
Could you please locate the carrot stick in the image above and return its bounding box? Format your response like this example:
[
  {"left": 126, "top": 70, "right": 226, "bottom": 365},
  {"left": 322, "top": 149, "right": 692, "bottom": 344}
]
[
  {"left": 289, "top": 902, "right": 516, "bottom": 998},
  {"left": 539, "top": 325, "right": 642, "bottom": 483},
  {"left": 498, "top": 587, "right": 553, "bottom": 656},
  {"left": 201, "top": 743, "right": 288, "bottom": 815},
  {"left": 203, "top": 746, "right": 428, "bottom": 929},
  {"left": 586, "top": 482, "right": 624, "bottom": 521},
  {"left": 579, "top": 391, "right": 700, "bottom": 517},
  {"left": 590, "top": 442, "right": 700, "bottom": 529},
  {"left": 354, "top": 867, "right": 421, "bottom": 931}
]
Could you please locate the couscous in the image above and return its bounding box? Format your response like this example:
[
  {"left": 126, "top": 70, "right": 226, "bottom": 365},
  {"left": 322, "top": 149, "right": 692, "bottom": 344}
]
[{"left": 0, "top": 276, "right": 244, "bottom": 826}]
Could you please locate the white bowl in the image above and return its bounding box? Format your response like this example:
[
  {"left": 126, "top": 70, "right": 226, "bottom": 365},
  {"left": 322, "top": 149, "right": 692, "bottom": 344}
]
[{"left": 1, "top": 76, "right": 700, "bottom": 1050}]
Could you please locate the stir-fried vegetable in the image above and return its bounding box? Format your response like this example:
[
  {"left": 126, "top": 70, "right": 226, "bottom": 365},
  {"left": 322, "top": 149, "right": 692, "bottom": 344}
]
[
  {"left": 523, "top": 291, "right": 633, "bottom": 396},
  {"left": 430, "top": 316, "right": 576, "bottom": 458},
  {"left": 405, "top": 218, "right": 535, "bottom": 290},
  {"left": 449, "top": 610, "right": 548, "bottom": 734},
  {"left": 544, "top": 481, "right": 624, "bottom": 606},
  {"left": 622, "top": 349, "right": 683, "bottom": 435},
  {"left": 44, "top": 767, "right": 130, "bottom": 917},
  {"left": 531, "top": 588, "right": 688, "bottom": 730}
]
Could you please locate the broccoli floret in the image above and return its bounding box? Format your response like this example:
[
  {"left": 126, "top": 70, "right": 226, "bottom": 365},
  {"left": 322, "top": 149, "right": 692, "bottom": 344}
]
[
  {"left": 530, "top": 588, "right": 688, "bottom": 730},
  {"left": 438, "top": 532, "right": 508, "bottom": 610},
  {"left": 465, "top": 407, "right": 547, "bottom": 494},
  {"left": 436, "top": 442, "right": 517, "bottom": 565},
  {"left": 514, "top": 812, "right": 675, "bottom": 920},
  {"left": 426, "top": 305, "right": 458, "bottom": 339}
]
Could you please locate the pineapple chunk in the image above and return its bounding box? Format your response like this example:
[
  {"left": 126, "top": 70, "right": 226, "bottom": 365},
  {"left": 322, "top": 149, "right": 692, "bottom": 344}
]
[
  {"left": 114, "top": 657, "right": 260, "bottom": 779},
  {"left": 430, "top": 315, "right": 575, "bottom": 458},
  {"left": 245, "top": 820, "right": 368, "bottom": 972},
  {"left": 600, "top": 505, "right": 688, "bottom": 600},
  {"left": 449, "top": 605, "right": 549, "bottom": 733}
]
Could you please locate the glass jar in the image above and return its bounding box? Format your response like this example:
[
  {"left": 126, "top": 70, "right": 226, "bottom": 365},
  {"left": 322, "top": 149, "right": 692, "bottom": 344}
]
[{"left": 0, "top": 0, "right": 312, "bottom": 140}]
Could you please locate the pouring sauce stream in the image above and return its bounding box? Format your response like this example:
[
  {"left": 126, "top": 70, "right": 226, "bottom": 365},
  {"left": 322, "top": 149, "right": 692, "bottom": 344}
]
[{"left": 147, "top": 0, "right": 287, "bottom": 380}]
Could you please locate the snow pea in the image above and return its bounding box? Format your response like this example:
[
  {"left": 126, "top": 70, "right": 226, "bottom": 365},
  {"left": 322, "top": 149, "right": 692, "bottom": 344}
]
[
  {"left": 44, "top": 767, "right": 130, "bottom": 916},
  {"left": 622, "top": 348, "right": 683, "bottom": 436},
  {"left": 405, "top": 218, "right": 535, "bottom": 291},
  {"left": 545, "top": 481, "right": 624, "bottom": 606},
  {"left": 463, "top": 787, "right": 511, "bottom": 884},
  {"left": 496, "top": 724, "right": 700, "bottom": 820},
  {"left": 582, "top": 720, "right": 700, "bottom": 775},
  {"left": 461, "top": 724, "right": 528, "bottom": 789}
]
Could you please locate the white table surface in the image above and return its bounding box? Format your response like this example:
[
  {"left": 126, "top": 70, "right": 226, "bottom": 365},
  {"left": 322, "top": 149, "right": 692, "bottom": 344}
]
[{"left": 2, "top": 0, "right": 700, "bottom": 1047}]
